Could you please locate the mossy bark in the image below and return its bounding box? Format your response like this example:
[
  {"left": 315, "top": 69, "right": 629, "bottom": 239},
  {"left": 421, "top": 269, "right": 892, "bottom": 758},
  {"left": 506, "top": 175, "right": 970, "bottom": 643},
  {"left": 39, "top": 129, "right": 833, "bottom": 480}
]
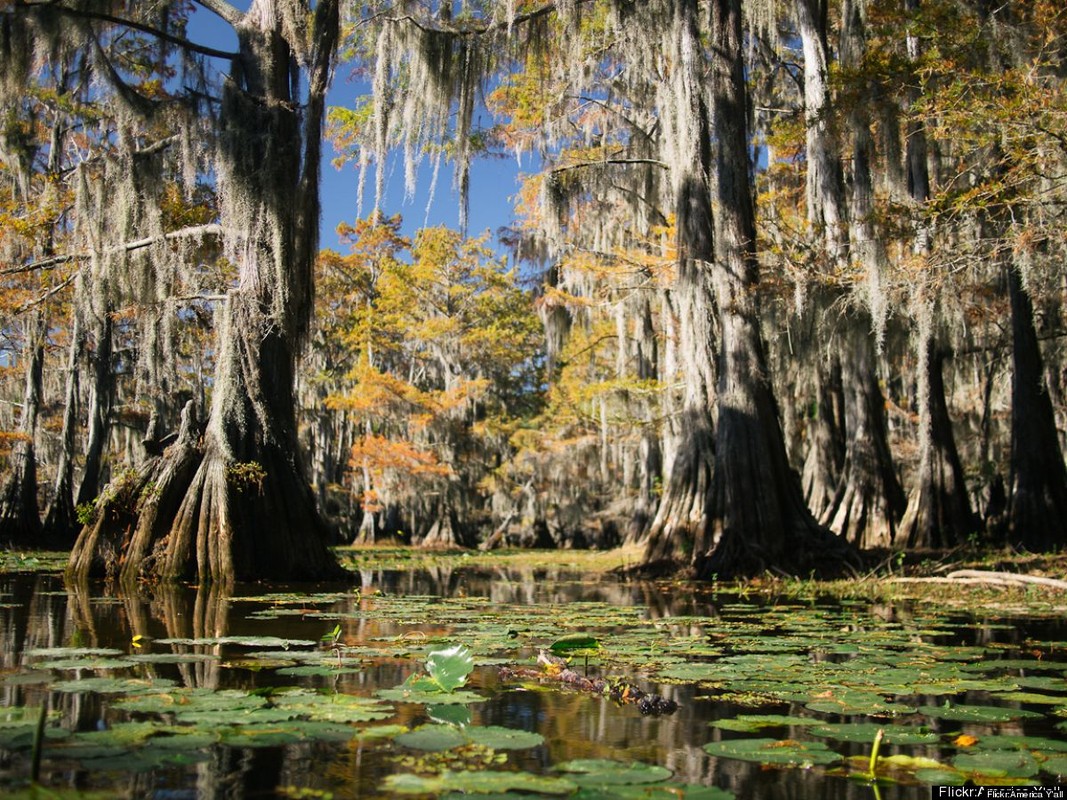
[
  {"left": 694, "top": 0, "right": 856, "bottom": 579},
  {"left": 0, "top": 313, "right": 46, "bottom": 545},
  {"left": 900, "top": 339, "right": 978, "bottom": 548},
  {"left": 67, "top": 0, "right": 344, "bottom": 584}
]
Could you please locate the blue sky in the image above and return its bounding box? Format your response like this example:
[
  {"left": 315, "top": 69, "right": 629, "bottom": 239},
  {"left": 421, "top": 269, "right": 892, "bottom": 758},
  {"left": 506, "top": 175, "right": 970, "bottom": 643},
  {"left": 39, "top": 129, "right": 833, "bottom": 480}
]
[{"left": 187, "top": 3, "right": 522, "bottom": 254}]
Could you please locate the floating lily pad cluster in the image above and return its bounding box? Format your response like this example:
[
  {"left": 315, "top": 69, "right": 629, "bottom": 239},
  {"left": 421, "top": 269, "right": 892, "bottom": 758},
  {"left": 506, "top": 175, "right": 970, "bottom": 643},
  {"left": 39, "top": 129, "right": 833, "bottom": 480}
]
[{"left": 2, "top": 558, "right": 1067, "bottom": 797}]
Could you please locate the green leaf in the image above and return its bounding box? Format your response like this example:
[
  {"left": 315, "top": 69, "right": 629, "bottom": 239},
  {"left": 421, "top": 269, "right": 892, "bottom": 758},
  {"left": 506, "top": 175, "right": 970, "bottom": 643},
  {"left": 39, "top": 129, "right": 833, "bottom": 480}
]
[
  {"left": 384, "top": 770, "right": 577, "bottom": 795},
  {"left": 425, "top": 644, "right": 475, "bottom": 693},
  {"left": 395, "top": 724, "right": 468, "bottom": 751},
  {"left": 703, "top": 738, "right": 841, "bottom": 767},
  {"left": 918, "top": 704, "right": 1045, "bottom": 723},
  {"left": 465, "top": 725, "right": 544, "bottom": 750},
  {"left": 550, "top": 634, "right": 601, "bottom": 654},
  {"left": 555, "top": 759, "right": 672, "bottom": 785}
]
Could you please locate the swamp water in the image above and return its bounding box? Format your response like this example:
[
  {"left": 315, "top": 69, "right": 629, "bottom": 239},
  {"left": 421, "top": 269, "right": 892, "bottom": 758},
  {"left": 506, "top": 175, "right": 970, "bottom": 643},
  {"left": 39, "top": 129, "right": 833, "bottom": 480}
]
[{"left": 0, "top": 559, "right": 1066, "bottom": 799}]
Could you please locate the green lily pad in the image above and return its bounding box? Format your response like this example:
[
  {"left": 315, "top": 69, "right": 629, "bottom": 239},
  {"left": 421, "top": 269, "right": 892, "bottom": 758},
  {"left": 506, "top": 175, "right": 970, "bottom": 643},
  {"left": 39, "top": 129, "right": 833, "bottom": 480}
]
[
  {"left": 270, "top": 688, "right": 393, "bottom": 723},
  {"left": 808, "top": 722, "right": 940, "bottom": 745},
  {"left": 125, "top": 653, "right": 220, "bottom": 664},
  {"left": 550, "top": 633, "right": 601, "bottom": 653},
  {"left": 711, "top": 715, "right": 820, "bottom": 733},
  {"left": 395, "top": 724, "right": 468, "bottom": 751},
  {"left": 466, "top": 725, "right": 544, "bottom": 750},
  {"left": 918, "top": 704, "right": 1045, "bottom": 723},
  {"left": 425, "top": 644, "right": 475, "bottom": 692},
  {"left": 555, "top": 759, "right": 672, "bottom": 785},
  {"left": 25, "top": 647, "right": 125, "bottom": 658},
  {"left": 376, "top": 687, "right": 484, "bottom": 705},
  {"left": 952, "top": 749, "right": 1040, "bottom": 779},
  {"left": 35, "top": 658, "right": 134, "bottom": 670},
  {"left": 427, "top": 704, "right": 472, "bottom": 727},
  {"left": 51, "top": 677, "right": 176, "bottom": 695},
  {"left": 992, "top": 691, "right": 1064, "bottom": 705},
  {"left": 385, "top": 770, "right": 577, "bottom": 795},
  {"left": 703, "top": 738, "right": 841, "bottom": 767}
]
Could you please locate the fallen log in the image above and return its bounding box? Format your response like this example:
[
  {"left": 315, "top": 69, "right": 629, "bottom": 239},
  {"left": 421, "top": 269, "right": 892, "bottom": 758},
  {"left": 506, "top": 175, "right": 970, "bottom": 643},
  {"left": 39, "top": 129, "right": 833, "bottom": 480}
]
[{"left": 887, "top": 570, "right": 1067, "bottom": 590}]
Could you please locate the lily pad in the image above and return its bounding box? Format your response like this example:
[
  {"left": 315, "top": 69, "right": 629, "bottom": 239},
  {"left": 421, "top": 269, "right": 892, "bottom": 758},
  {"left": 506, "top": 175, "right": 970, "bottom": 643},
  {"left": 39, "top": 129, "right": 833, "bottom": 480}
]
[
  {"left": 808, "top": 722, "right": 940, "bottom": 745},
  {"left": 395, "top": 724, "right": 468, "bottom": 751},
  {"left": 555, "top": 759, "right": 672, "bottom": 786},
  {"left": 384, "top": 770, "right": 577, "bottom": 795},
  {"left": 918, "top": 703, "right": 1045, "bottom": 723},
  {"left": 376, "top": 687, "right": 484, "bottom": 705},
  {"left": 711, "top": 715, "right": 820, "bottom": 733},
  {"left": 425, "top": 644, "right": 475, "bottom": 692},
  {"left": 952, "top": 749, "right": 1041, "bottom": 779},
  {"left": 51, "top": 677, "right": 176, "bottom": 695},
  {"left": 703, "top": 738, "right": 841, "bottom": 767},
  {"left": 466, "top": 726, "right": 544, "bottom": 750}
]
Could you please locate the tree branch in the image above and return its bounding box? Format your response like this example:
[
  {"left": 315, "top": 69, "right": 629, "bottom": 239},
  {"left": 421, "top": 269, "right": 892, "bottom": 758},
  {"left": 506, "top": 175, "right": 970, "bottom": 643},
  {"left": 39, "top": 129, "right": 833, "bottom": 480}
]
[
  {"left": 118, "top": 223, "right": 223, "bottom": 255},
  {"left": 2, "top": 224, "right": 221, "bottom": 276},
  {"left": 1, "top": 254, "right": 82, "bottom": 276},
  {"left": 385, "top": 0, "right": 594, "bottom": 37},
  {"left": 552, "top": 157, "right": 669, "bottom": 175},
  {"left": 14, "top": 274, "right": 77, "bottom": 314},
  {"left": 18, "top": 0, "right": 238, "bottom": 60},
  {"left": 193, "top": 0, "right": 243, "bottom": 29}
]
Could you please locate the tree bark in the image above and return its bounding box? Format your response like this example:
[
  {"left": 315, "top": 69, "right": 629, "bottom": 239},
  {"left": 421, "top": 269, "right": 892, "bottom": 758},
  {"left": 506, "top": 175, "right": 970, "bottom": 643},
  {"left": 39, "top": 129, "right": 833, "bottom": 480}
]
[
  {"left": 1005, "top": 262, "right": 1067, "bottom": 550},
  {"left": 801, "top": 348, "right": 845, "bottom": 518},
  {"left": 75, "top": 306, "right": 114, "bottom": 510},
  {"left": 896, "top": 9, "right": 978, "bottom": 548},
  {"left": 44, "top": 306, "right": 83, "bottom": 543},
  {"left": 691, "top": 0, "right": 856, "bottom": 579},
  {"left": 642, "top": 0, "right": 717, "bottom": 564},
  {"left": 821, "top": 0, "right": 905, "bottom": 548},
  {"left": 67, "top": 0, "right": 345, "bottom": 584},
  {"left": 0, "top": 312, "right": 46, "bottom": 544},
  {"left": 900, "top": 335, "right": 978, "bottom": 547},
  {"left": 824, "top": 314, "right": 906, "bottom": 547}
]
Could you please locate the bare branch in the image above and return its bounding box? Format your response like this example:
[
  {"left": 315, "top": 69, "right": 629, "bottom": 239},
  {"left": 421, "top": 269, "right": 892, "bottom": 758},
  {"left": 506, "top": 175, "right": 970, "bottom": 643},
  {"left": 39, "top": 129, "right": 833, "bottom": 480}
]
[
  {"left": 119, "top": 223, "right": 223, "bottom": 255},
  {"left": 552, "top": 157, "right": 669, "bottom": 175},
  {"left": 18, "top": 0, "right": 238, "bottom": 60},
  {"left": 1, "top": 254, "right": 82, "bottom": 276},
  {"left": 193, "top": 0, "right": 243, "bottom": 28},
  {"left": 14, "top": 274, "right": 77, "bottom": 314}
]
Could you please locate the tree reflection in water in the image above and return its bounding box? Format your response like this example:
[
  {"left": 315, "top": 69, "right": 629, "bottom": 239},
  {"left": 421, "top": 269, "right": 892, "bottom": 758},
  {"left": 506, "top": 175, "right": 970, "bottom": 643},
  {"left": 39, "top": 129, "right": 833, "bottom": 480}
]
[{"left": 0, "top": 569, "right": 1059, "bottom": 798}]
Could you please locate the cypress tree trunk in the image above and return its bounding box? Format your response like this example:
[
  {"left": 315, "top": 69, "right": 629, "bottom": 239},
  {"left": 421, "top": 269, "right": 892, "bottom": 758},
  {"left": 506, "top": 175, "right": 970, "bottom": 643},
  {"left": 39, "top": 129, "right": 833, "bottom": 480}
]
[
  {"left": 44, "top": 307, "right": 83, "bottom": 543},
  {"left": 67, "top": 0, "right": 344, "bottom": 584},
  {"left": 824, "top": 314, "right": 906, "bottom": 547},
  {"left": 1005, "top": 263, "right": 1067, "bottom": 550},
  {"left": 75, "top": 306, "right": 113, "bottom": 510},
  {"left": 643, "top": 0, "right": 717, "bottom": 564},
  {"left": 692, "top": 0, "right": 855, "bottom": 579},
  {"left": 0, "top": 312, "right": 46, "bottom": 544},
  {"left": 822, "top": 0, "right": 905, "bottom": 547},
  {"left": 900, "top": 334, "right": 978, "bottom": 547},
  {"left": 896, "top": 9, "right": 978, "bottom": 547}
]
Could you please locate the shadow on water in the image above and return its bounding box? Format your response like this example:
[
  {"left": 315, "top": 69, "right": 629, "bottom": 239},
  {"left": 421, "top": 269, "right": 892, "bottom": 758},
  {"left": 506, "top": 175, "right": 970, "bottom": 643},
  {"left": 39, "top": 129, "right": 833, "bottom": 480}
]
[{"left": 0, "top": 567, "right": 1063, "bottom": 798}]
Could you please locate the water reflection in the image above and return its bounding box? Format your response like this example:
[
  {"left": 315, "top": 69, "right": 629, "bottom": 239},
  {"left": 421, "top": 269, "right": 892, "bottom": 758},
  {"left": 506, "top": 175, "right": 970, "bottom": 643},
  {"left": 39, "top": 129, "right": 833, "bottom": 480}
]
[{"left": 0, "top": 569, "right": 1061, "bottom": 798}]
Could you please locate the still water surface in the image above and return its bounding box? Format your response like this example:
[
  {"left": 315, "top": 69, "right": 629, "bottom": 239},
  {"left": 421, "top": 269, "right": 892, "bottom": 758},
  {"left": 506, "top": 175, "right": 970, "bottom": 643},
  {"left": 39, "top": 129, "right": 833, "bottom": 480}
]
[{"left": 0, "top": 565, "right": 1065, "bottom": 799}]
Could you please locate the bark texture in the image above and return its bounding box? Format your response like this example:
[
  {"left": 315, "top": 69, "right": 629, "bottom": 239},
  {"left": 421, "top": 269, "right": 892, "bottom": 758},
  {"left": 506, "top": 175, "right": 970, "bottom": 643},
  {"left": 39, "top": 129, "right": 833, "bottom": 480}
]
[
  {"left": 692, "top": 0, "right": 856, "bottom": 579},
  {"left": 900, "top": 338, "right": 978, "bottom": 547},
  {"left": 0, "top": 314, "right": 46, "bottom": 545},
  {"left": 642, "top": 0, "right": 718, "bottom": 563},
  {"left": 823, "top": 316, "right": 906, "bottom": 548},
  {"left": 67, "top": 0, "right": 344, "bottom": 584},
  {"left": 1005, "top": 263, "right": 1067, "bottom": 550}
]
